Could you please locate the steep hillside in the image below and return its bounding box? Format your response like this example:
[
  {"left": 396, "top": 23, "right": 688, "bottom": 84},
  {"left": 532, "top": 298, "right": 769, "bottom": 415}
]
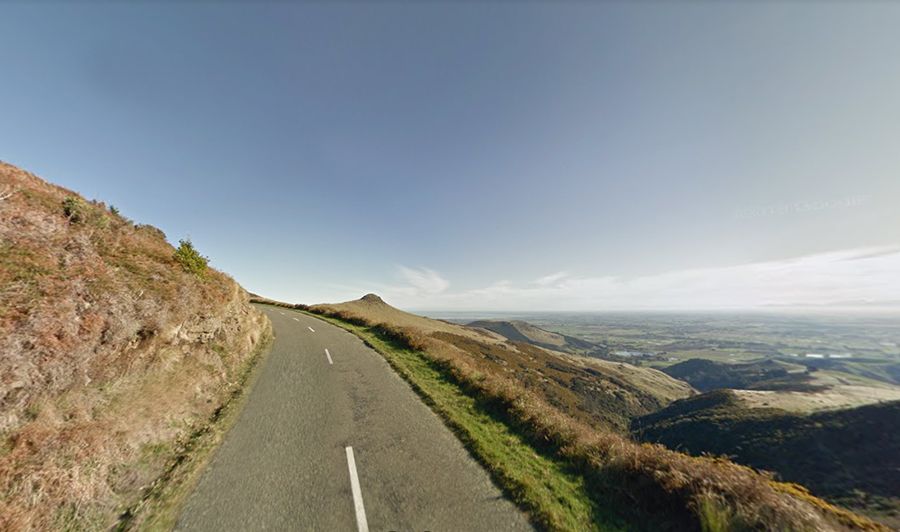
[
  {"left": 0, "top": 162, "right": 270, "bottom": 530},
  {"left": 316, "top": 296, "right": 692, "bottom": 431},
  {"left": 467, "top": 319, "right": 607, "bottom": 357},
  {"left": 799, "top": 356, "right": 900, "bottom": 387},
  {"left": 662, "top": 358, "right": 900, "bottom": 412},
  {"left": 633, "top": 391, "right": 900, "bottom": 528},
  {"left": 662, "top": 358, "right": 799, "bottom": 391},
  {"left": 309, "top": 295, "right": 882, "bottom": 531}
]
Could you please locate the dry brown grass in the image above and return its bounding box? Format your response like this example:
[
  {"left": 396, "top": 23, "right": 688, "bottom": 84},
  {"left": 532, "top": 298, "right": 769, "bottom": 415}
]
[
  {"left": 316, "top": 294, "right": 510, "bottom": 343},
  {"left": 248, "top": 294, "right": 308, "bottom": 310},
  {"left": 0, "top": 162, "right": 269, "bottom": 530},
  {"left": 310, "top": 298, "right": 886, "bottom": 531},
  {"left": 316, "top": 297, "right": 693, "bottom": 432}
]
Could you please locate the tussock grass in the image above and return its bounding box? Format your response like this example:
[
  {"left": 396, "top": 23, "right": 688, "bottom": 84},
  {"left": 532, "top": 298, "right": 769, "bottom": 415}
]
[
  {"left": 307, "top": 303, "right": 886, "bottom": 531},
  {"left": 116, "top": 324, "right": 273, "bottom": 531},
  {"left": 696, "top": 494, "right": 734, "bottom": 532},
  {"left": 248, "top": 295, "right": 308, "bottom": 310},
  {"left": 0, "top": 161, "right": 271, "bottom": 530}
]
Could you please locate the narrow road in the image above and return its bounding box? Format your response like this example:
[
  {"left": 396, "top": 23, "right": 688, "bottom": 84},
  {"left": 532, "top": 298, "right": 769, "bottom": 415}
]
[{"left": 176, "top": 305, "right": 532, "bottom": 531}]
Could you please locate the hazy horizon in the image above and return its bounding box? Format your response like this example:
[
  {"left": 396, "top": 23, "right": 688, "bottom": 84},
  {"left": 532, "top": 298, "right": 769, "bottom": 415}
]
[
  {"left": 3, "top": 2, "right": 899, "bottom": 312},
  {"left": 414, "top": 306, "right": 900, "bottom": 317}
]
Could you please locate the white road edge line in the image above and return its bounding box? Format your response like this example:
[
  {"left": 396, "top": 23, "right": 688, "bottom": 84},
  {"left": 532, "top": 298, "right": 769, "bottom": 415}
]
[
  {"left": 325, "top": 348, "right": 333, "bottom": 365},
  {"left": 308, "top": 326, "right": 315, "bottom": 332},
  {"left": 345, "top": 446, "right": 369, "bottom": 532}
]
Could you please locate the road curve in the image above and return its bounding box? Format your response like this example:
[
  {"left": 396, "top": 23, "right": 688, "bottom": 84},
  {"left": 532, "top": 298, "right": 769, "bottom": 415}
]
[{"left": 176, "top": 305, "right": 533, "bottom": 531}]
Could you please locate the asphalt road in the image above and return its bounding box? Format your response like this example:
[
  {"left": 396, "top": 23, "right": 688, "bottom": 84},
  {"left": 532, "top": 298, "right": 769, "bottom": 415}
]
[{"left": 176, "top": 305, "right": 533, "bottom": 531}]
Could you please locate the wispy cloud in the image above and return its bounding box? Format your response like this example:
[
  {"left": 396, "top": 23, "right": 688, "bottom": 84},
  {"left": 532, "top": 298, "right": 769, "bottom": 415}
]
[
  {"left": 373, "top": 247, "right": 900, "bottom": 312},
  {"left": 533, "top": 271, "right": 569, "bottom": 286},
  {"left": 396, "top": 266, "right": 450, "bottom": 295}
]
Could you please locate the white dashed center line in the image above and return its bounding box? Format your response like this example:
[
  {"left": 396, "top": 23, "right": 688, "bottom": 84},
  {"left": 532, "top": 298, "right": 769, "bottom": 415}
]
[
  {"left": 345, "top": 447, "right": 369, "bottom": 532},
  {"left": 308, "top": 326, "right": 315, "bottom": 333},
  {"left": 325, "top": 348, "right": 333, "bottom": 365},
  {"left": 293, "top": 317, "right": 300, "bottom": 322}
]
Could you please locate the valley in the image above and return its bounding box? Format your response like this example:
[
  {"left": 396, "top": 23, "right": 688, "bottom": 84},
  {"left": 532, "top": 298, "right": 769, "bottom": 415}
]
[
  {"left": 429, "top": 310, "right": 900, "bottom": 526},
  {"left": 436, "top": 312, "right": 899, "bottom": 367},
  {"left": 4, "top": 3, "right": 899, "bottom": 530}
]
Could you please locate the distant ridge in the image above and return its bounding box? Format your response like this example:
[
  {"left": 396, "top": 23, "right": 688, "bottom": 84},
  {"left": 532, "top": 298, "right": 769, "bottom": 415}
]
[
  {"left": 312, "top": 296, "right": 693, "bottom": 430},
  {"left": 466, "top": 319, "right": 605, "bottom": 357},
  {"left": 662, "top": 358, "right": 795, "bottom": 391},
  {"left": 305, "top": 294, "right": 882, "bottom": 530}
]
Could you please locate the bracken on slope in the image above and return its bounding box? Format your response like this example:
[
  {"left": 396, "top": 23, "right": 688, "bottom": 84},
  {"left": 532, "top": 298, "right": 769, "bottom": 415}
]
[{"left": 0, "top": 162, "right": 270, "bottom": 530}]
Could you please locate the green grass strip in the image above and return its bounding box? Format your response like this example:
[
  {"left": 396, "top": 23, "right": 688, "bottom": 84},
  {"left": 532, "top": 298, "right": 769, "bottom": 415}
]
[{"left": 306, "top": 311, "right": 624, "bottom": 532}]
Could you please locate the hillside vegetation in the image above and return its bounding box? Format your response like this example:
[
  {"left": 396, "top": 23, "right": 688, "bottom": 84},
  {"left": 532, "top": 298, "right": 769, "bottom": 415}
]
[
  {"left": 321, "top": 296, "right": 692, "bottom": 432},
  {"left": 661, "top": 358, "right": 804, "bottom": 392},
  {"left": 307, "top": 295, "right": 883, "bottom": 531},
  {"left": 0, "top": 162, "right": 270, "bottom": 530},
  {"left": 468, "top": 319, "right": 606, "bottom": 357},
  {"left": 633, "top": 391, "right": 900, "bottom": 528},
  {"left": 662, "top": 358, "right": 900, "bottom": 413}
]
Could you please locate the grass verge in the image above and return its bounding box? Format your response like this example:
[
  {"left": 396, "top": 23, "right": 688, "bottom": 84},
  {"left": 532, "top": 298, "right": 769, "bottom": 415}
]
[
  {"left": 305, "top": 310, "right": 624, "bottom": 532},
  {"left": 114, "top": 321, "right": 274, "bottom": 531},
  {"left": 302, "top": 303, "right": 886, "bottom": 531}
]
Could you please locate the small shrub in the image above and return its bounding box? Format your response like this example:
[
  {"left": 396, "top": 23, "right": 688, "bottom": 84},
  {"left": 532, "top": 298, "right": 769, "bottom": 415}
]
[
  {"left": 109, "top": 205, "right": 119, "bottom": 216},
  {"left": 62, "top": 197, "right": 86, "bottom": 223},
  {"left": 698, "top": 494, "right": 736, "bottom": 532},
  {"left": 173, "top": 239, "right": 208, "bottom": 276},
  {"left": 94, "top": 214, "right": 111, "bottom": 229}
]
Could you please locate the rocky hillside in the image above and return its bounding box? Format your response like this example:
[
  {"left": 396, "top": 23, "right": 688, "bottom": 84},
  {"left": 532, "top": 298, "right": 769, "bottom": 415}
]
[{"left": 0, "top": 162, "right": 270, "bottom": 530}]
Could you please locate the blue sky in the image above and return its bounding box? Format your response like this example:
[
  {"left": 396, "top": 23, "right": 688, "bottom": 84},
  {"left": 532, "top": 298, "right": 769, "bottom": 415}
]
[{"left": 2, "top": 2, "right": 899, "bottom": 311}]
